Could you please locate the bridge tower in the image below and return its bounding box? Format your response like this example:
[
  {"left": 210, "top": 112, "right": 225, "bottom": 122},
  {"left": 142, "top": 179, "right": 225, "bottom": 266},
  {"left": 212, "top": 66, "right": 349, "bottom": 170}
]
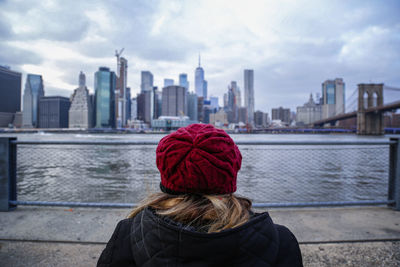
[{"left": 357, "top": 83, "right": 384, "bottom": 135}]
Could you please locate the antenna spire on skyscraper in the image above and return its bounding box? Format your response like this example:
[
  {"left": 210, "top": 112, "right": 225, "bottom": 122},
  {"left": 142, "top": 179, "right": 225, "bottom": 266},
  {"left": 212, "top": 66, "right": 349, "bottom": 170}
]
[{"left": 198, "top": 53, "right": 201, "bottom": 67}]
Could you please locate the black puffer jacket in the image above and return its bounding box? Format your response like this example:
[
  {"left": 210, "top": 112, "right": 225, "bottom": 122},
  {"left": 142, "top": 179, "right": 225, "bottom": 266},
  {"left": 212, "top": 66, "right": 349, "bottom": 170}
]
[{"left": 97, "top": 208, "right": 303, "bottom": 267}]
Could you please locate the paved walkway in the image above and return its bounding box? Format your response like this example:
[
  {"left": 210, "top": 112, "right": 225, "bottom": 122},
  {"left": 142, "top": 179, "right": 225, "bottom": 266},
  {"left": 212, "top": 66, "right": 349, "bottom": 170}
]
[{"left": 0, "top": 206, "right": 399, "bottom": 266}]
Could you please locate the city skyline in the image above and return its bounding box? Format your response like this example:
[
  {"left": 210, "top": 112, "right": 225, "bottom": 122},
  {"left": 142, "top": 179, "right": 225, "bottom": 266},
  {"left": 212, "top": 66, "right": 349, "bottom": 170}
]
[{"left": 0, "top": 1, "right": 399, "bottom": 113}]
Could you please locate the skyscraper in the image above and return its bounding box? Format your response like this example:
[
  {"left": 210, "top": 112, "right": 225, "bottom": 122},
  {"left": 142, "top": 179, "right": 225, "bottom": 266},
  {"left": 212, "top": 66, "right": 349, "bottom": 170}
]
[
  {"left": 164, "top": 79, "right": 174, "bottom": 87},
  {"left": 179, "top": 73, "right": 189, "bottom": 90},
  {"left": 141, "top": 71, "right": 153, "bottom": 92},
  {"left": 244, "top": 69, "right": 254, "bottom": 125},
  {"left": 321, "top": 78, "right": 345, "bottom": 119},
  {"left": 22, "top": 74, "right": 44, "bottom": 128},
  {"left": 0, "top": 66, "right": 21, "bottom": 127},
  {"left": 69, "top": 71, "right": 92, "bottom": 129},
  {"left": 94, "top": 67, "right": 116, "bottom": 128},
  {"left": 195, "top": 55, "right": 206, "bottom": 98},
  {"left": 203, "top": 80, "right": 208, "bottom": 100},
  {"left": 161, "top": 85, "right": 187, "bottom": 117},
  {"left": 116, "top": 57, "right": 128, "bottom": 127},
  {"left": 39, "top": 96, "right": 70, "bottom": 128},
  {"left": 187, "top": 92, "right": 198, "bottom": 121}
]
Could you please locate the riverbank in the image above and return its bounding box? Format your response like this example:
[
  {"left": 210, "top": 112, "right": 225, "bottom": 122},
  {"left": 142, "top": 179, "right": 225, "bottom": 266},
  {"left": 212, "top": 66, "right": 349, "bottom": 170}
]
[{"left": 1, "top": 206, "right": 399, "bottom": 266}]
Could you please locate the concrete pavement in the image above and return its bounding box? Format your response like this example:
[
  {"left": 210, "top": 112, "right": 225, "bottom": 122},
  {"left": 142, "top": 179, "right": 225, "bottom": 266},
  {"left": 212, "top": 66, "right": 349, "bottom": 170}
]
[{"left": 0, "top": 206, "right": 399, "bottom": 266}]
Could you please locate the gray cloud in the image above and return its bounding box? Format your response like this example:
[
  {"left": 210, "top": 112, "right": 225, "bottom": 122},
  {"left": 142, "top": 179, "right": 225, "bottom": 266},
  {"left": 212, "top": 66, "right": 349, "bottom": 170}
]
[{"left": 0, "top": 43, "right": 42, "bottom": 65}]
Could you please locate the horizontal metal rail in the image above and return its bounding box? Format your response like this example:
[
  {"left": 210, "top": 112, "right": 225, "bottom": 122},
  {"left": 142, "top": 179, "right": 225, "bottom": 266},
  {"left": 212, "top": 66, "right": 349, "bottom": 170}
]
[
  {"left": 10, "top": 140, "right": 395, "bottom": 145},
  {"left": 10, "top": 200, "right": 394, "bottom": 209}
]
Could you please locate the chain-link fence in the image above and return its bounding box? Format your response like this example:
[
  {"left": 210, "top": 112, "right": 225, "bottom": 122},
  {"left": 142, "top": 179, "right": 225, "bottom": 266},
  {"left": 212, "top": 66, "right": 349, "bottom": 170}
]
[{"left": 14, "top": 140, "right": 392, "bottom": 207}]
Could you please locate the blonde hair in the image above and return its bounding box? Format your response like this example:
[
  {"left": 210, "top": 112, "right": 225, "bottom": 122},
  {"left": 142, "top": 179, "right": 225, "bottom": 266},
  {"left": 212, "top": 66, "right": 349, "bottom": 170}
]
[{"left": 128, "top": 193, "right": 252, "bottom": 233}]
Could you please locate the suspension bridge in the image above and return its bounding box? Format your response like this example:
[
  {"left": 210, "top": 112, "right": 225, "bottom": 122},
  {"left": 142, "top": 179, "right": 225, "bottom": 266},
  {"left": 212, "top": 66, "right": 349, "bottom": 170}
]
[{"left": 312, "top": 84, "right": 400, "bottom": 135}]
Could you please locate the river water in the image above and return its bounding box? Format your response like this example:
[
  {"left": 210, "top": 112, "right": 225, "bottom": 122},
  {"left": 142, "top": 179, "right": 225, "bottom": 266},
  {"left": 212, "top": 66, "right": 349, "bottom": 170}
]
[{"left": 1, "top": 132, "right": 395, "bottom": 204}]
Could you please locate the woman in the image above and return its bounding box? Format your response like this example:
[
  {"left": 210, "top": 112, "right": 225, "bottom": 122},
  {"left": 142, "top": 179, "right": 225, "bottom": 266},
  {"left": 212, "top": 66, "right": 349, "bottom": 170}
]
[{"left": 97, "top": 124, "right": 303, "bottom": 267}]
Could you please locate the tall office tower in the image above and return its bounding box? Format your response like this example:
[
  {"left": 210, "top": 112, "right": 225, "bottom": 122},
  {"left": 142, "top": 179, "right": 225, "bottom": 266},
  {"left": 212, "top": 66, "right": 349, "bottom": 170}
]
[
  {"left": 209, "top": 96, "right": 219, "bottom": 111},
  {"left": 187, "top": 92, "right": 198, "bottom": 121},
  {"left": 161, "top": 85, "right": 187, "bottom": 117},
  {"left": 115, "top": 57, "right": 128, "bottom": 127},
  {"left": 39, "top": 96, "right": 70, "bottom": 128},
  {"left": 321, "top": 78, "right": 345, "bottom": 119},
  {"left": 69, "top": 71, "right": 92, "bottom": 128},
  {"left": 79, "top": 70, "right": 86, "bottom": 87},
  {"left": 22, "top": 74, "right": 44, "bottom": 128},
  {"left": 197, "top": 96, "right": 204, "bottom": 122},
  {"left": 164, "top": 79, "right": 174, "bottom": 87},
  {"left": 272, "top": 107, "right": 291, "bottom": 124},
  {"left": 136, "top": 90, "right": 153, "bottom": 124},
  {"left": 153, "top": 87, "right": 162, "bottom": 119},
  {"left": 125, "top": 87, "right": 131, "bottom": 121},
  {"left": 195, "top": 55, "right": 206, "bottom": 98},
  {"left": 179, "top": 73, "right": 189, "bottom": 90},
  {"left": 0, "top": 66, "right": 22, "bottom": 127},
  {"left": 140, "top": 71, "right": 153, "bottom": 92},
  {"left": 203, "top": 80, "right": 208, "bottom": 100},
  {"left": 238, "top": 107, "right": 248, "bottom": 124},
  {"left": 131, "top": 97, "right": 137, "bottom": 120},
  {"left": 244, "top": 69, "right": 255, "bottom": 125},
  {"left": 94, "top": 67, "right": 116, "bottom": 128}
]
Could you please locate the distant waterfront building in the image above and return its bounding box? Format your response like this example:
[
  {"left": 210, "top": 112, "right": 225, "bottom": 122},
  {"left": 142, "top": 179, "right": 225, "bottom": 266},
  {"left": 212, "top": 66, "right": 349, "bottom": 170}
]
[
  {"left": 152, "top": 116, "right": 195, "bottom": 131},
  {"left": 179, "top": 73, "right": 189, "bottom": 90},
  {"left": 244, "top": 69, "right": 255, "bottom": 125},
  {"left": 238, "top": 107, "right": 248, "bottom": 124},
  {"left": 164, "top": 79, "right": 174, "bottom": 87},
  {"left": 187, "top": 92, "right": 198, "bottom": 121},
  {"left": 38, "top": 96, "right": 70, "bottom": 128},
  {"left": 137, "top": 90, "right": 153, "bottom": 124},
  {"left": 153, "top": 87, "right": 162, "bottom": 119},
  {"left": 272, "top": 107, "right": 290, "bottom": 124},
  {"left": 23, "top": 74, "right": 44, "bottom": 128},
  {"left": 254, "top": 110, "right": 268, "bottom": 128},
  {"left": 210, "top": 96, "right": 219, "bottom": 111},
  {"left": 115, "top": 57, "right": 128, "bottom": 127},
  {"left": 69, "top": 71, "right": 92, "bottom": 128},
  {"left": 162, "top": 85, "right": 187, "bottom": 117},
  {"left": 210, "top": 109, "right": 228, "bottom": 127},
  {"left": 89, "top": 94, "right": 96, "bottom": 128},
  {"left": 296, "top": 94, "right": 322, "bottom": 125},
  {"left": 0, "top": 66, "right": 22, "bottom": 127},
  {"left": 197, "top": 96, "right": 204, "bottom": 122},
  {"left": 195, "top": 55, "right": 207, "bottom": 99},
  {"left": 203, "top": 80, "right": 208, "bottom": 100},
  {"left": 126, "top": 87, "right": 131, "bottom": 122},
  {"left": 322, "top": 78, "right": 345, "bottom": 119},
  {"left": 140, "top": 71, "right": 153, "bottom": 92},
  {"left": 94, "top": 67, "right": 116, "bottom": 128},
  {"left": 131, "top": 97, "right": 137, "bottom": 120}
]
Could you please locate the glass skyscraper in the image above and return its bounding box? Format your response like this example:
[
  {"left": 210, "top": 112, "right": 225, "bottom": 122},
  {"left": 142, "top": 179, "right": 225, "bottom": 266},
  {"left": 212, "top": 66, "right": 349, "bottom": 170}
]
[
  {"left": 179, "top": 73, "right": 189, "bottom": 90},
  {"left": 244, "top": 69, "right": 254, "bottom": 125},
  {"left": 195, "top": 56, "right": 206, "bottom": 99},
  {"left": 321, "top": 78, "right": 345, "bottom": 119},
  {"left": 22, "top": 74, "right": 44, "bottom": 128},
  {"left": 140, "top": 71, "right": 153, "bottom": 92},
  {"left": 95, "top": 67, "right": 116, "bottom": 128}
]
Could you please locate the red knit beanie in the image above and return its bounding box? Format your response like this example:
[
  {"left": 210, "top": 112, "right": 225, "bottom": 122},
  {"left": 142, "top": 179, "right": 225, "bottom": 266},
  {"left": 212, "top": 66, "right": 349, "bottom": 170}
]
[{"left": 156, "top": 124, "right": 242, "bottom": 195}]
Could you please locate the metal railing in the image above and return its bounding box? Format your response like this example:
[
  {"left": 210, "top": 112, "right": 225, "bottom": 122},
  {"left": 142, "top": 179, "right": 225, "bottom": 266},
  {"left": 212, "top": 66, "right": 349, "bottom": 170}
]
[{"left": 1, "top": 137, "right": 399, "bottom": 211}]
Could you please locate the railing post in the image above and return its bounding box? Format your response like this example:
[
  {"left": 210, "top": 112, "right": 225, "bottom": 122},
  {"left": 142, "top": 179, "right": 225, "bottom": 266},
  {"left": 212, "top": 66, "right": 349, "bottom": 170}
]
[
  {"left": 0, "top": 137, "right": 17, "bottom": 211},
  {"left": 389, "top": 138, "right": 400, "bottom": 211}
]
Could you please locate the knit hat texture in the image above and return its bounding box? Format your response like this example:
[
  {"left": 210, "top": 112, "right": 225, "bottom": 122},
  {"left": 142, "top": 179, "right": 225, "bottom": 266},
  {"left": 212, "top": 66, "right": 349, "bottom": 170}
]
[{"left": 156, "top": 124, "right": 242, "bottom": 195}]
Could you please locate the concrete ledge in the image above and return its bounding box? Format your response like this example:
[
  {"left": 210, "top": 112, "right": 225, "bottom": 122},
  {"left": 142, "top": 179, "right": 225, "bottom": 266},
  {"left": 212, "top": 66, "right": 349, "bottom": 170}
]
[
  {"left": 0, "top": 240, "right": 399, "bottom": 267},
  {"left": 0, "top": 206, "right": 399, "bottom": 266}
]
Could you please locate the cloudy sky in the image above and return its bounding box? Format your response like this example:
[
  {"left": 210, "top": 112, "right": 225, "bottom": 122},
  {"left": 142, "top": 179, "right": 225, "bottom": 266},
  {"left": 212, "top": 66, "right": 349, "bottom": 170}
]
[{"left": 1, "top": 0, "right": 399, "bottom": 113}]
